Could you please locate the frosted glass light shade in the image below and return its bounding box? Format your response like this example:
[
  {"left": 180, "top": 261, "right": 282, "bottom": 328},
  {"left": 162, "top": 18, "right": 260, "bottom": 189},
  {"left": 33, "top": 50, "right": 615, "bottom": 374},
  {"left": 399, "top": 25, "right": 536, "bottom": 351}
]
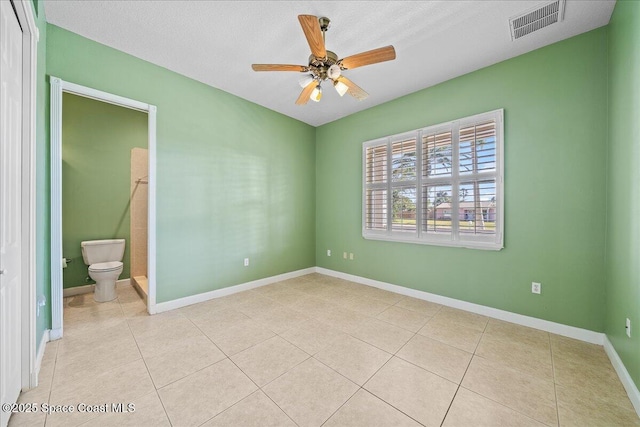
[
  {"left": 334, "top": 80, "right": 348, "bottom": 97},
  {"left": 310, "top": 85, "right": 322, "bottom": 102},
  {"left": 328, "top": 64, "right": 341, "bottom": 79}
]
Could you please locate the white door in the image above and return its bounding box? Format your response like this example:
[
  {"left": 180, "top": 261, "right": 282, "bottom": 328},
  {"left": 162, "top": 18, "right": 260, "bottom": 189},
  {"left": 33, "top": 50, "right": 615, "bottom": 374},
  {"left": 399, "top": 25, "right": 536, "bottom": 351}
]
[{"left": 0, "top": 0, "right": 24, "bottom": 425}]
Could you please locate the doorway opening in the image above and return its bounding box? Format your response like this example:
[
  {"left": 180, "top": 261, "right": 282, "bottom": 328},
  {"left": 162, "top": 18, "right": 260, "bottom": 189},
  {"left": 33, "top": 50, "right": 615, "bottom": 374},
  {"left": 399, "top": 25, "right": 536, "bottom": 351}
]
[{"left": 50, "top": 78, "right": 157, "bottom": 340}]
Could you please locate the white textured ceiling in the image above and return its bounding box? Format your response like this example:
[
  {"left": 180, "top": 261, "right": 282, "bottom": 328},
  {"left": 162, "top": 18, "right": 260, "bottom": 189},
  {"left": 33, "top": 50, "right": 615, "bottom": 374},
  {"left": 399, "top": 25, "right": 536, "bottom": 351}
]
[{"left": 44, "top": 1, "right": 615, "bottom": 126}]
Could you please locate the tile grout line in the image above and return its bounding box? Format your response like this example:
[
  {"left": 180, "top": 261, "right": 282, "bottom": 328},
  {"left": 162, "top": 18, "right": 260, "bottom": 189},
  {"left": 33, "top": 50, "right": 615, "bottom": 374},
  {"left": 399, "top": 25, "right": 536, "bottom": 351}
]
[
  {"left": 43, "top": 340, "right": 60, "bottom": 427},
  {"left": 439, "top": 317, "right": 490, "bottom": 426},
  {"left": 228, "top": 348, "right": 305, "bottom": 427},
  {"left": 455, "top": 321, "right": 558, "bottom": 426},
  {"left": 185, "top": 312, "right": 302, "bottom": 426},
  {"left": 549, "top": 333, "right": 561, "bottom": 426},
  {"left": 345, "top": 354, "right": 427, "bottom": 427},
  {"left": 121, "top": 294, "right": 174, "bottom": 426}
]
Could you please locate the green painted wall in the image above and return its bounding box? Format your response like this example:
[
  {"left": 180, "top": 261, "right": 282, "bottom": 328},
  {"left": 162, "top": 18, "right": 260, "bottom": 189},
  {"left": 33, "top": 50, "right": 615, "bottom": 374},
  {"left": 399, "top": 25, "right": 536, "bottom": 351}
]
[
  {"left": 606, "top": 0, "right": 640, "bottom": 388},
  {"left": 62, "top": 93, "right": 147, "bottom": 288},
  {"left": 316, "top": 28, "right": 608, "bottom": 332},
  {"left": 33, "top": 0, "right": 49, "bottom": 353},
  {"left": 46, "top": 25, "right": 316, "bottom": 303}
]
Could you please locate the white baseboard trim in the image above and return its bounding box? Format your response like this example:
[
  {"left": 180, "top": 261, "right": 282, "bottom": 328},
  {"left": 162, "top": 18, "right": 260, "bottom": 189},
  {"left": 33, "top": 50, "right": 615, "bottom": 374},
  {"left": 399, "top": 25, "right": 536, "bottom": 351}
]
[
  {"left": 49, "top": 328, "right": 62, "bottom": 341},
  {"left": 63, "top": 283, "right": 94, "bottom": 297},
  {"left": 154, "top": 267, "right": 316, "bottom": 313},
  {"left": 315, "top": 267, "right": 604, "bottom": 345},
  {"left": 604, "top": 336, "right": 640, "bottom": 417},
  {"left": 63, "top": 278, "right": 131, "bottom": 297},
  {"left": 31, "top": 329, "right": 49, "bottom": 388}
]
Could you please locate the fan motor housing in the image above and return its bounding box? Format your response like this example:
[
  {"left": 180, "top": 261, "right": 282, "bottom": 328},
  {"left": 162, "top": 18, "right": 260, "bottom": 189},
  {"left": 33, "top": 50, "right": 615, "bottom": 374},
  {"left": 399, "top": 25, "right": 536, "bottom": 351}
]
[
  {"left": 308, "top": 50, "right": 339, "bottom": 80},
  {"left": 308, "top": 50, "right": 338, "bottom": 67}
]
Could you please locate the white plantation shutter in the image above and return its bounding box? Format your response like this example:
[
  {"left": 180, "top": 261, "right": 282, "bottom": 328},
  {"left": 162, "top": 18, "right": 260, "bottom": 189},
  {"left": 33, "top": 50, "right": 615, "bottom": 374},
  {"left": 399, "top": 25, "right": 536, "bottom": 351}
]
[
  {"left": 363, "top": 109, "right": 503, "bottom": 250},
  {"left": 390, "top": 136, "right": 417, "bottom": 232},
  {"left": 364, "top": 143, "right": 388, "bottom": 232}
]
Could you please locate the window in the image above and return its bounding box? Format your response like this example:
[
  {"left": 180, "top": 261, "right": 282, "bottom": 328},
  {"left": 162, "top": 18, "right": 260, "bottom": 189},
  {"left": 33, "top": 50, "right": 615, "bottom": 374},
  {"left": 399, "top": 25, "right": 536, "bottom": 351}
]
[{"left": 363, "top": 109, "right": 503, "bottom": 250}]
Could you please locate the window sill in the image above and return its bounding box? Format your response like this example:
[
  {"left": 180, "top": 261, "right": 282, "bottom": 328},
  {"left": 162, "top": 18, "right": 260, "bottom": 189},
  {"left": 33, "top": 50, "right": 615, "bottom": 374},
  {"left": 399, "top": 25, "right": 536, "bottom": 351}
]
[{"left": 363, "top": 232, "right": 504, "bottom": 251}]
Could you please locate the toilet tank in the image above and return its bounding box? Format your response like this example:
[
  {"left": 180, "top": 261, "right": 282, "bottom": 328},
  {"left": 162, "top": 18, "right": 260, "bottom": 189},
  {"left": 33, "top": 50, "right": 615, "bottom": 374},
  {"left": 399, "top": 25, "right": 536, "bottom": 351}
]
[{"left": 81, "top": 239, "right": 126, "bottom": 265}]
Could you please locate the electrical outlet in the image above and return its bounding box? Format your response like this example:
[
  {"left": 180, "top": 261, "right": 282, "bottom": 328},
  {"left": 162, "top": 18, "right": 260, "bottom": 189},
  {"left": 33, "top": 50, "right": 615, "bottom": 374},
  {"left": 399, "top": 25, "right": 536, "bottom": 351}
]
[
  {"left": 327, "top": 249, "right": 331, "bottom": 256},
  {"left": 343, "top": 252, "right": 347, "bottom": 259},
  {"left": 626, "top": 318, "right": 631, "bottom": 338},
  {"left": 349, "top": 253, "right": 354, "bottom": 260},
  {"left": 531, "top": 282, "right": 541, "bottom": 294},
  {"left": 244, "top": 258, "right": 249, "bottom": 267}
]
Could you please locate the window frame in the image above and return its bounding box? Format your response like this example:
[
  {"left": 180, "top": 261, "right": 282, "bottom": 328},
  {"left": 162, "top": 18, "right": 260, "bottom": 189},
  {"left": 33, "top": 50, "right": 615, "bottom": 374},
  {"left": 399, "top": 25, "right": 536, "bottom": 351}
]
[{"left": 362, "top": 109, "right": 504, "bottom": 250}]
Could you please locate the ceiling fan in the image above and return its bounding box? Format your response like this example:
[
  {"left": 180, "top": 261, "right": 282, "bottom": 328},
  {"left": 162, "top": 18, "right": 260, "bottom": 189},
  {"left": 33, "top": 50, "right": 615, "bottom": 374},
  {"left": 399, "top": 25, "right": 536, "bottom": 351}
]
[{"left": 252, "top": 15, "right": 396, "bottom": 105}]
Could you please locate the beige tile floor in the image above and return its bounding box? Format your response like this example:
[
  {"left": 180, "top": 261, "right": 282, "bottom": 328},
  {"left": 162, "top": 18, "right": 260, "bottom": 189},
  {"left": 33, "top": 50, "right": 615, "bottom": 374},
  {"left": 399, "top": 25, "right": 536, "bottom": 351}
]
[{"left": 8, "top": 274, "right": 640, "bottom": 427}]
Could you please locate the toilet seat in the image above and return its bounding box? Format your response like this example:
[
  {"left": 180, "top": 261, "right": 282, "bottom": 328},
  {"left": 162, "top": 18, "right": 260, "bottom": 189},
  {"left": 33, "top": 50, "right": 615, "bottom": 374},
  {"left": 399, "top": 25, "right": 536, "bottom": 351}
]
[{"left": 88, "top": 261, "right": 123, "bottom": 273}]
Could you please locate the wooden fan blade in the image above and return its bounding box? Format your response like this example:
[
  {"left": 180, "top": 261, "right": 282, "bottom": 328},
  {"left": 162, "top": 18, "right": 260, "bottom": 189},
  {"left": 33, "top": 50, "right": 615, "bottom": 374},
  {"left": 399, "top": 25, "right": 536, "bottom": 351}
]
[
  {"left": 337, "top": 76, "right": 369, "bottom": 101},
  {"left": 340, "top": 45, "right": 396, "bottom": 70},
  {"left": 298, "top": 15, "right": 326, "bottom": 58},
  {"left": 251, "top": 64, "right": 307, "bottom": 72},
  {"left": 296, "top": 80, "right": 317, "bottom": 105}
]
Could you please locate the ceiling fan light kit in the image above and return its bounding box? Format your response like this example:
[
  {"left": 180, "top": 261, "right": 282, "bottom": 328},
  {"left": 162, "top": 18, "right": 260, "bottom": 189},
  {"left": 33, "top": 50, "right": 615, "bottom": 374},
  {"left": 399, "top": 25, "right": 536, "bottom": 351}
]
[
  {"left": 252, "top": 15, "right": 396, "bottom": 105},
  {"left": 334, "top": 80, "right": 349, "bottom": 97}
]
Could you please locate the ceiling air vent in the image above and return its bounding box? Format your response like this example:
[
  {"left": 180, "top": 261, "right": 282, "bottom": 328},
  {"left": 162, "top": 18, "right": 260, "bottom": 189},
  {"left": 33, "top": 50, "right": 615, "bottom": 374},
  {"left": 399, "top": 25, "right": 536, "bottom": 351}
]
[{"left": 509, "top": 0, "right": 565, "bottom": 41}]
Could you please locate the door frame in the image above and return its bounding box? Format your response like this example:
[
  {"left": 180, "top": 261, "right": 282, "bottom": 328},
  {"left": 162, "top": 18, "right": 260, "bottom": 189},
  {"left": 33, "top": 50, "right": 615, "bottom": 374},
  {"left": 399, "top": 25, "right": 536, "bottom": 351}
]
[
  {"left": 49, "top": 78, "right": 158, "bottom": 341},
  {"left": 9, "top": 0, "right": 39, "bottom": 390}
]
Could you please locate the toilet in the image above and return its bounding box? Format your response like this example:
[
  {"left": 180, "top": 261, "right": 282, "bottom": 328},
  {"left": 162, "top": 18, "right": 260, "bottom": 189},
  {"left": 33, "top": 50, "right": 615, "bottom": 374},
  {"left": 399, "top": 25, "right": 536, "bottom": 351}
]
[{"left": 81, "top": 239, "right": 125, "bottom": 302}]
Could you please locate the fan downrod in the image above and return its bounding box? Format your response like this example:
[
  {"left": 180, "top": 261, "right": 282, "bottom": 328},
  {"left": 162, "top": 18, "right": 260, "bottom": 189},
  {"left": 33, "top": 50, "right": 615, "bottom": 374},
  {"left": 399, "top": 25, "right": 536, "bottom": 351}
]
[{"left": 318, "top": 17, "right": 330, "bottom": 32}]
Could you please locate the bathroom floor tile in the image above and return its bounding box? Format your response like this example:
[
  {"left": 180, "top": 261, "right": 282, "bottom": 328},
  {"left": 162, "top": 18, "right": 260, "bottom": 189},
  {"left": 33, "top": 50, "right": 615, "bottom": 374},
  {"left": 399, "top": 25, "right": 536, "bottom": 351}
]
[{"left": 120, "top": 299, "right": 148, "bottom": 318}]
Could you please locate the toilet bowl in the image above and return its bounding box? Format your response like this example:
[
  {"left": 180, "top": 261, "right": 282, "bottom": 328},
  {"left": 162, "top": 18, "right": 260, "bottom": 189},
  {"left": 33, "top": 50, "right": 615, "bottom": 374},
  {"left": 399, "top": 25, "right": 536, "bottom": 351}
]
[
  {"left": 88, "top": 261, "right": 124, "bottom": 302},
  {"left": 81, "top": 239, "right": 126, "bottom": 302}
]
